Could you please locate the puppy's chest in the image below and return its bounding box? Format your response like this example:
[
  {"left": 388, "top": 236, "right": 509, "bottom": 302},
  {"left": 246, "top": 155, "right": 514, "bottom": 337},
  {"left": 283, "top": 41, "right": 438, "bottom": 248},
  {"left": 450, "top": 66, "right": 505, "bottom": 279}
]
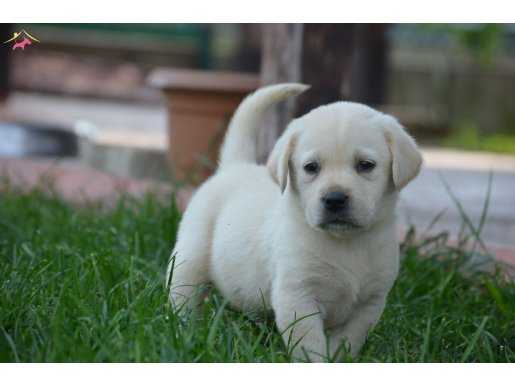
[{"left": 307, "top": 258, "right": 390, "bottom": 325}]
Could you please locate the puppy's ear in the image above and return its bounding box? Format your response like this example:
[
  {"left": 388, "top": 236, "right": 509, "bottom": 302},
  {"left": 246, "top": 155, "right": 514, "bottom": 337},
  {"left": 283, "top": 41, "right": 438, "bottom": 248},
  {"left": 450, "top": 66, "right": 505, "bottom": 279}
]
[
  {"left": 267, "top": 131, "right": 297, "bottom": 193},
  {"left": 384, "top": 117, "right": 423, "bottom": 190}
]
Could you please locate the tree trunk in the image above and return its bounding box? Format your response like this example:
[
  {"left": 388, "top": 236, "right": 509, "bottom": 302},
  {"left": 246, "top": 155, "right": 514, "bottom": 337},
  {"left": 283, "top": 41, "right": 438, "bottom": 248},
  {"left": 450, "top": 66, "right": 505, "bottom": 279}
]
[
  {"left": 258, "top": 23, "right": 303, "bottom": 162},
  {"left": 349, "top": 24, "right": 389, "bottom": 106},
  {"left": 232, "top": 24, "right": 261, "bottom": 73},
  {"left": 295, "top": 23, "right": 357, "bottom": 117},
  {"left": 0, "top": 24, "right": 11, "bottom": 103}
]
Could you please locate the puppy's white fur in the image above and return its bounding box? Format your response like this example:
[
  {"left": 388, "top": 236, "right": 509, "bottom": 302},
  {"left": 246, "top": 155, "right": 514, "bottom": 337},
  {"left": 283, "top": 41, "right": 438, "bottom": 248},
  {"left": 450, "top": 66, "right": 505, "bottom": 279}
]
[{"left": 167, "top": 83, "right": 422, "bottom": 361}]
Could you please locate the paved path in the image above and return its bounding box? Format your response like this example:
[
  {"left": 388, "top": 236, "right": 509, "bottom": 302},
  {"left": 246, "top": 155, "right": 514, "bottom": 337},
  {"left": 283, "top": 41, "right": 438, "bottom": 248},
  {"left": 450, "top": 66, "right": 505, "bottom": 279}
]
[
  {"left": 399, "top": 148, "right": 515, "bottom": 266},
  {"left": 400, "top": 168, "right": 515, "bottom": 246},
  {"left": 0, "top": 92, "right": 167, "bottom": 134}
]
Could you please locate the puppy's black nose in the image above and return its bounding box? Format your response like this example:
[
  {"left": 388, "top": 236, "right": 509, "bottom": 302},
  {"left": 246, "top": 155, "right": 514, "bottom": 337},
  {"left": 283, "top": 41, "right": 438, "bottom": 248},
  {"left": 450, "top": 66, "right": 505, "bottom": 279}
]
[{"left": 322, "top": 191, "right": 349, "bottom": 213}]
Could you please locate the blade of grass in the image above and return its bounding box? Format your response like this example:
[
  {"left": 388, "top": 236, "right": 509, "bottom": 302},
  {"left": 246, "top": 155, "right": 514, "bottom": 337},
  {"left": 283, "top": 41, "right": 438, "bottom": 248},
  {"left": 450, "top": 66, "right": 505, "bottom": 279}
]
[
  {"left": 473, "top": 171, "right": 493, "bottom": 252},
  {"left": 438, "top": 172, "right": 489, "bottom": 253},
  {"left": 423, "top": 208, "right": 448, "bottom": 235},
  {"left": 419, "top": 316, "right": 432, "bottom": 362},
  {"left": 461, "top": 316, "right": 489, "bottom": 362},
  {"left": 1, "top": 325, "right": 20, "bottom": 362},
  {"left": 206, "top": 299, "right": 229, "bottom": 349}
]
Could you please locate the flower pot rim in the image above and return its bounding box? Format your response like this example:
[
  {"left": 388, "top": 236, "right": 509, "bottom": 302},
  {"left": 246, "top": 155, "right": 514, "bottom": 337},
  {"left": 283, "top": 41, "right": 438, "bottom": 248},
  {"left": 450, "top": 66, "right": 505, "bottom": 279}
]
[{"left": 148, "top": 68, "right": 260, "bottom": 94}]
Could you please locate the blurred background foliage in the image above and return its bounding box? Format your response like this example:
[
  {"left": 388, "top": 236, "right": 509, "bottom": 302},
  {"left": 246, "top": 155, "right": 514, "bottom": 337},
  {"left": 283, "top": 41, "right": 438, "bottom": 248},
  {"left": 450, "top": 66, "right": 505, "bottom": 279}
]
[{"left": 3, "top": 23, "right": 515, "bottom": 154}]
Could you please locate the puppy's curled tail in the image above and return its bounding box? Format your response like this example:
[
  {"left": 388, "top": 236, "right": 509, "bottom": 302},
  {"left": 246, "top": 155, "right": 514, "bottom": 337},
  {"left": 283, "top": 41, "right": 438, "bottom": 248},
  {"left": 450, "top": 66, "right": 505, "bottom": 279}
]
[{"left": 218, "top": 83, "right": 309, "bottom": 168}]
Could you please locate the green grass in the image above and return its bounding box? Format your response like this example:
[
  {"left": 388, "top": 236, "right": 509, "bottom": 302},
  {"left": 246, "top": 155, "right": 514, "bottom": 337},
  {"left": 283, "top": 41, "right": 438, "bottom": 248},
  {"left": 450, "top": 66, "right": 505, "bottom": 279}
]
[
  {"left": 442, "top": 122, "right": 515, "bottom": 154},
  {"left": 0, "top": 187, "right": 514, "bottom": 362}
]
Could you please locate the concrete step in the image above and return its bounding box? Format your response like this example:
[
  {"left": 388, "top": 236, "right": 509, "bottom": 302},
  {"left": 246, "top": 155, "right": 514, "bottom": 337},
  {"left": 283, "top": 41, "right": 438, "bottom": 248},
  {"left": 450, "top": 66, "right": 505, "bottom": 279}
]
[{"left": 76, "top": 122, "right": 170, "bottom": 181}]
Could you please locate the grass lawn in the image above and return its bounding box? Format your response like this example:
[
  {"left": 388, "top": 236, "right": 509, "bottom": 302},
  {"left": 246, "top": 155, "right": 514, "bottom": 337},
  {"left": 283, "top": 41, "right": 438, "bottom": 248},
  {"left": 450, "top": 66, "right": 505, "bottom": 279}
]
[
  {"left": 0, "top": 187, "right": 514, "bottom": 362},
  {"left": 442, "top": 122, "right": 515, "bottom": 155}
]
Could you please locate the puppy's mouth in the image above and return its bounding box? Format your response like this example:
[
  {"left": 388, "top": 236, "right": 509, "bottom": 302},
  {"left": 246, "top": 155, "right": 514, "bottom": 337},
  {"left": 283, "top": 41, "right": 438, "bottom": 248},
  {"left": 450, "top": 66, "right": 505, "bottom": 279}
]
[{"left": 319, "top": 218, "right": 362, "bottom": 232}]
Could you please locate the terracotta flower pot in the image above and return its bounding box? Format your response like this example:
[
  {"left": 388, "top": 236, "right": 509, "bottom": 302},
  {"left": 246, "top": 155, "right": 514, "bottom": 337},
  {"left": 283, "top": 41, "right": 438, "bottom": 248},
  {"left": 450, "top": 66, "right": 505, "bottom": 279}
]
[{"left": 149, "top": 68, "right": 259, "bottom": 185}]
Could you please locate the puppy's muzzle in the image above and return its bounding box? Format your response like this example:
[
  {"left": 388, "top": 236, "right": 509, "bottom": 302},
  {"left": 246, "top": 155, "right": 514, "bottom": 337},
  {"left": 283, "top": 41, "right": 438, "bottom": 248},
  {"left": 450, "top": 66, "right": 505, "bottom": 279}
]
[{"left": 319, "top": 190, "right": 360, "bottom": 230}]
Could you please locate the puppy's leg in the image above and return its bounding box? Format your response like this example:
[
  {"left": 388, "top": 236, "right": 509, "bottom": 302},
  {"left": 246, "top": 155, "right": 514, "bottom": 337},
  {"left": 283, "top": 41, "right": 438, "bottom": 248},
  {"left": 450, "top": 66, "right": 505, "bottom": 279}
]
[
  {"left": 328, "top": 295, "right": 386, "bottom": 359},
  {"left": 167, "top": 213, "right": 212, "bottom": 311},
  {"left": 272, "top": 285, "right": 327, "bottom": 362}
]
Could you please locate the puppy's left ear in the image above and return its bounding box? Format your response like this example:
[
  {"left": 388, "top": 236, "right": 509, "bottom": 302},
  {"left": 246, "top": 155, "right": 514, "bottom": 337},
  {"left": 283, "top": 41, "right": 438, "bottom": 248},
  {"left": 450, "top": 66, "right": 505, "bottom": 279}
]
[
  {"left": 267, "top": 131, "right": 297, "bottom": 193},
  {"left": 384, "top": 117, "right": 423, "bottom": 190}
]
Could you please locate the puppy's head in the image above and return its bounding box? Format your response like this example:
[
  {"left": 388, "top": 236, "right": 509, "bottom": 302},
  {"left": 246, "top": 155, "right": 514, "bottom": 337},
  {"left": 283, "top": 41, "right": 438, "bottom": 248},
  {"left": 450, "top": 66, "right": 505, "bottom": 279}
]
[{"left": 267, "top": 102, "right": 422, "bottom": 236}]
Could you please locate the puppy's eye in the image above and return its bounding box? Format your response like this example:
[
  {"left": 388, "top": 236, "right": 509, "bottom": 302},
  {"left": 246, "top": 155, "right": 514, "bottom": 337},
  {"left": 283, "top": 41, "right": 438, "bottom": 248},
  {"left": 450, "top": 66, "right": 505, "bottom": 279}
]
[
  {"left": 356, "top": 160, "right": 376, "bottom": 173},
  {"left": 303, "top": 161, "right": 320, "bottom": 174}
]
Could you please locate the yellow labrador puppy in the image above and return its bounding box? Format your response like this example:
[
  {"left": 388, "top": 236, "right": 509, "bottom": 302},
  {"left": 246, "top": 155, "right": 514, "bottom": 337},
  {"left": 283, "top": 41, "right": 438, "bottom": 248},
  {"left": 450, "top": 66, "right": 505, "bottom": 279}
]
[{"left": 167, "top": 83, "right": 422, "bottom": 361}]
